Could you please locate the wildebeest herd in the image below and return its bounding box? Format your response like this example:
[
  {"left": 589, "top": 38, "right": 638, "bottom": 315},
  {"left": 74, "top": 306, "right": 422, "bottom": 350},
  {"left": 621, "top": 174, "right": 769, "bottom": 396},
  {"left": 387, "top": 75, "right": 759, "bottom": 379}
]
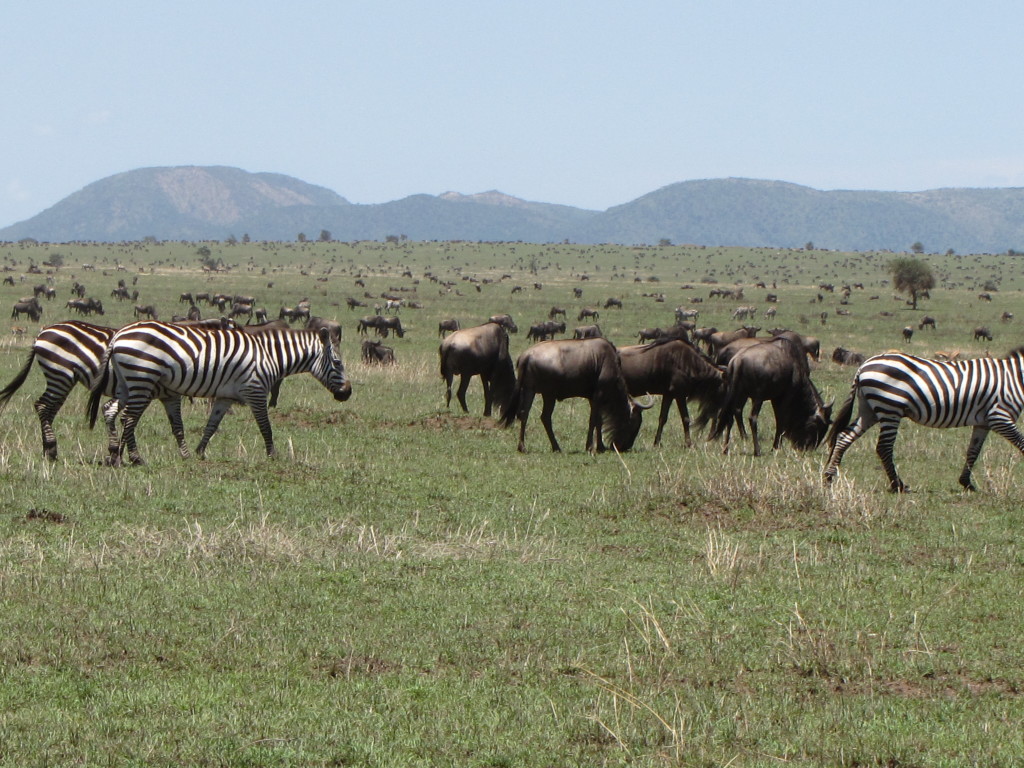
[{"left": 5, "top": 272, "right": 1024, "bottom": 493}]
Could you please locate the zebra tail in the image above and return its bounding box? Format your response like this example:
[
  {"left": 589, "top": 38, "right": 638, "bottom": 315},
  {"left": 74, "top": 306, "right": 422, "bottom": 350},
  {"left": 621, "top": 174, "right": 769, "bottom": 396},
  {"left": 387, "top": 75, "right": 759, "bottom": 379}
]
[
  {"left": 826, "top": 383, "right": 857, "bottom": 450},
  {"left": 0, "top": 349, "right": 36, "bottom": 413},
  {"left": 86, "top": 355, "right": 112, "bottom": 430}
]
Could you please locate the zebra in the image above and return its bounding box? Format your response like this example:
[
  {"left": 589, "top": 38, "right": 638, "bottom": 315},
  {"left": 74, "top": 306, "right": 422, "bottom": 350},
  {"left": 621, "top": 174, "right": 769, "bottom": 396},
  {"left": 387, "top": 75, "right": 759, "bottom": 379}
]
[
  {"left": 823, "top": 350, "right": 1024, "bottom": 492},
  {"left": 0, "top": 319, "right": 239, "bottom": 461},
  {"left": 88, "top": 322, "right": 351, "bottom": 465}
]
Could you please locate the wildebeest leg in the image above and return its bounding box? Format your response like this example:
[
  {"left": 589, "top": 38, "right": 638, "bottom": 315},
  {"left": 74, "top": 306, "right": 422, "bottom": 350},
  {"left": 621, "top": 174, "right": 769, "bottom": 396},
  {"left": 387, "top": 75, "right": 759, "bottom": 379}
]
[
  {"left": 958, "top": 425, "right": 990, "bottom": 491},
  {"left": 539, "top": 394, "right": 561, "bottom": 452},
  {"left": 748, "top": 398, "right": 764, "bottom": 457},
  {"left": 158, "top": 396, "right": 191, "bottom": 458},
  {"left": 875, "top": 419, "right": 907, "bottom": 492},
  {"left": 652, "top": 395, "right": 672, "bottom": 447},
  {"left": 443, "top": 372, "right": 455, "bottom": 409},
  {"left": 196, "top": 398, "right": 236, "bottom": 459},
  {"left": 675, "top": 396, "right": 692, "bottom": 448},
  {"left": 586, "top": 399, "right": 605, "bottom": 453},
  {"left": 516, "top": 390, "right": 536, "bottom": 453},
  {"left": 481, "top": 375, "right": 493, "bottom": 417},
  {"left": 455, "top": 375, "right": 472, "bottom": 413}
]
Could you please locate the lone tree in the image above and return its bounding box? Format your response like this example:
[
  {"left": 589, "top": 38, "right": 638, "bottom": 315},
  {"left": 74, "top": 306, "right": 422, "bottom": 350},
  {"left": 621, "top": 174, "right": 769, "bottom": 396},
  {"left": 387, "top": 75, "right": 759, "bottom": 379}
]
[{"left": 889, "top": 256, "right": 935, "bottom": 310}]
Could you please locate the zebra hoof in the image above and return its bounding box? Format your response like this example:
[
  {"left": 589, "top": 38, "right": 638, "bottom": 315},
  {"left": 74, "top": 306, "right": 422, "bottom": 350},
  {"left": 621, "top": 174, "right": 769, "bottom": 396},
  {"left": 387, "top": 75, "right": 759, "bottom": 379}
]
[{"left": 889, "top": 482, "right": 910, "bottom": 493}]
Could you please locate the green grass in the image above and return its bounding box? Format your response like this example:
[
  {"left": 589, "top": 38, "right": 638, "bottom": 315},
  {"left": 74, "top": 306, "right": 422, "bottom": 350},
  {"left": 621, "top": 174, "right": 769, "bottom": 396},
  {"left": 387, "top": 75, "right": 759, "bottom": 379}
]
[{"left": 0, "top": 240, "right": 1023, "bottom": 765}]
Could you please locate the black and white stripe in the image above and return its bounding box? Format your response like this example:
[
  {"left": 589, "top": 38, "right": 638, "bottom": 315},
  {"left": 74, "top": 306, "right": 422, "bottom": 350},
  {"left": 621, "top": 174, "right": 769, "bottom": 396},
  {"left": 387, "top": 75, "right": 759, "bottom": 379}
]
[
  {"left": 88, "top": 321, "right": 351, "bottom": 465},
  {"left": 824, "top": 350, "right": 1024, "bottom": 491},
  {"left": 0, "top": 321, "right": 114, "bottom": 460}
]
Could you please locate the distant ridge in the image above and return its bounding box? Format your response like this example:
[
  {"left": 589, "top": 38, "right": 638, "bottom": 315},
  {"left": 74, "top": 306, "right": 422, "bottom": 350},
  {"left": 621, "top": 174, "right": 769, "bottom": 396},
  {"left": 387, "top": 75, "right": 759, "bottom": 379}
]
[{"left": 4, "top": 166, "right": 1024, "bottom": 253}]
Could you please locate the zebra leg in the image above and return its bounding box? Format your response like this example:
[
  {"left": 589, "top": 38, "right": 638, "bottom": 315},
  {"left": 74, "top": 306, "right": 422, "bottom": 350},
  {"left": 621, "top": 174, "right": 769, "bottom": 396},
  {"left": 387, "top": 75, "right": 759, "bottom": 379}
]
[
  {"left": 196, "top": 398, "right": 235, "bottom": 458},
  {"left": 119, "top": 399, "right": 153, "bottom": 466},
  {"left": 958, "top": 425, "right": 990, "bottom": 491},
  {"left": 159, "top": 396, "right": 192, "bottom": 459},
  {"left": 33, "top": 390, "right": 71, "bottom": 462},
  {"left": 874, "top": 419, "right": 907, "bottom": 493},
  {"left": 101, "top": 398, "right": 124, "bottom": 466},
  {"left": 246, "top": 395, "right": 277, "bottom": 457},
  {"left": 823, "top": 419, "right": 870, "bottom": 483}
]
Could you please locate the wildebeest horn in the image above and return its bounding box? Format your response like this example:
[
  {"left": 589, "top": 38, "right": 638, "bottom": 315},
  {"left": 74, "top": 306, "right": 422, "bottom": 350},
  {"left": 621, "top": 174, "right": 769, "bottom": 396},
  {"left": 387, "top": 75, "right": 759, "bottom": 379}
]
[{"left": 634, "top": 394, "right": 656, "bottom": 410}]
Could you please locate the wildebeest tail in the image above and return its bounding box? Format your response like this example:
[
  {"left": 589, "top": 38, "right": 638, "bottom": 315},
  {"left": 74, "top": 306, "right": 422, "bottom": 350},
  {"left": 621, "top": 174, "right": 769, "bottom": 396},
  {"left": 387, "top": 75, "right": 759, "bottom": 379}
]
[
  {"left": 826, "top": 380, "right": 858, "bottom": 450},
  {"left": 706, "top": 375, "right": 739, "bottom": 442},
  {"left": 0, "top": 349, "right": 37, "bottom": 413}
]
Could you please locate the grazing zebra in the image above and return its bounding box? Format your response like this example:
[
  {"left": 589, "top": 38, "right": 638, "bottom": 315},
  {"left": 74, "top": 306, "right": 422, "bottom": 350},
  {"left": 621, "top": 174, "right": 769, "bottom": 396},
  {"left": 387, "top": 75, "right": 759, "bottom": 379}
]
[
  {"left": 0, "top": 319, "right": 238, "bottom": 461},
  {"left": 88, "top": 322, "right": 351, "bottom": 465},
  {"left": 823, "top": 350, "right": 1024, "bottom": 492}
]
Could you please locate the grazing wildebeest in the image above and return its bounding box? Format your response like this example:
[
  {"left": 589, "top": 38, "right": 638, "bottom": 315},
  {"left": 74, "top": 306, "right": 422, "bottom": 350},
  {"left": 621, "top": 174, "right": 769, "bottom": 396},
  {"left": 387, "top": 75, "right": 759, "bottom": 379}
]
[
  {"left": 549, "top": 306, "right": 567, "bottom": 319},
  {"left": 362, "top": 339, "right": 396, "bottom": 365},
  {"left": 179, "top": 292, "right": 194, "bottom": 304},
  {"left": 438, "top": 318, "right": 461, "bottom": 337},
  {"left": 577, "top": 307, "right": 600, "bottom": 322},
  {"left": 357, "top": 315, "right": 405, "bottom": 338},
  {"left": 979, "top": 292, "right": 992, "bottom": 301},
  {"left": 346, "top": 296, "right": 368, "bottom": 311},
  {"left": 71, "top": 282, "right": 86, "bottom": 298},
  {"left": 619, "top": 337, "right": 726, "bottom": 447},
  {"left": 305, "top": 316, "right": 342, "bottom": 345},
  {"left": 134, "top": 304, "right": 158, "bottom": 321},
  {"left": 919, "top": 316, "right": 937, "bottom": 330},
  {"left": 974, "top": 326, "right": 993, "bottom": 341},
  {"left": 1002, "top": 311, "right": 1014, "bottom": 323},
  {"left": 637, "top": 327, "right": 666, "bottom": 343},
  {"left": 902, "top": 326, "right": 914, "bottom": 342},
  {"left": 11, "top": 300, "right": 41, "bottom": 322},
  {"left": 832, "top": 347, "right": 866, "bottom": 366},
  {"left": 439, "top": 321, "right": 516, "bottom": 417},
  {"left": 526, "top": 320, "right": 565, "bottom": 341},
  {"left": 604, "top": 297, "right": 623, "bottom": 309},
  {"left": 66, "top": 298, "right": 104, "bottom": 316},
  {"left": 573, "top": 324, "right": 603, "bottom": 340},
  {"left": 771, "top": 329, "right": 821, "bottom": 362},
  {"left": 500, "top": 337, "right": 650, "bottom": 453},
  {"left": 692, "top": 327, "right": 718, "bottom": 354},
  {"left": 708, "top": 327, "right": 759, "bottom": 358},
  {"left": 280, "top": 305, "right": 311, "bottom": 322},
  {"left": 487, "top": 314, "right": 518, "bottom": 333},
  {"left": 709, "top": 337, "right": 832, "bottom": 456}
]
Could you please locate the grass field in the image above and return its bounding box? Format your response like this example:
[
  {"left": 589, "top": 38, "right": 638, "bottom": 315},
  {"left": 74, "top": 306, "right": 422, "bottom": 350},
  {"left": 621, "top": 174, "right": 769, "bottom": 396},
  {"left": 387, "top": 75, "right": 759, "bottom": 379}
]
[{"left": 1, "top": 240, "right": 1023, "bottom": 766}]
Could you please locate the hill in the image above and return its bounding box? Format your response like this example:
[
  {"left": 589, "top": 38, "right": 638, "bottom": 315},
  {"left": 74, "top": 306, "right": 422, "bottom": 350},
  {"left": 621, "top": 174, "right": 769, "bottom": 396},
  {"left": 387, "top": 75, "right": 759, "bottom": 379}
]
[{"left": 5, "top": 167, "right": 1024, "bottom": 252}]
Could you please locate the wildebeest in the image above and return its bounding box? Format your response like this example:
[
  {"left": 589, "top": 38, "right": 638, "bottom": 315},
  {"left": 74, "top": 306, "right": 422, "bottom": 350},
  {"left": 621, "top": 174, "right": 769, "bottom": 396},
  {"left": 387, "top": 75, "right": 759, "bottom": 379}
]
[
  {"left": 577, "top": 307, "right": 600, "bottom": 322},
  {"left": 637, "top": 327, "right": 666, "bottom": 343},
  {"left": 11, "top": 300, "right": 41, "bottom": 322},
  {"left": 709, "top": 337, "right": 833, "bottom": 456},
  {"left": 604, "top": 297, "right": 623, "bottom": 309},
  {"left": 305, "top": 316, "right": 342, "bottom": 345},
  {"left": 619, "top": 337, "right": 725, "bottom": 447},
  {"left": 832, "top": 347, "right": 866, "bottom": 366},
  {"left": 357, "top": 315, "right": 405, "bottom": 338},
  {"left": 573, "top": 324, "right": 603, "bottom": 340},
  {"left": 708, "top": 327, "right": 759, "bottom": 358},
  {"left": 1002, "top": 311, "right": 1014, "bottom": 323},
  {"left": 66, "top": 298, "right": 104, "bottom": 316},
  {"left": 771, "top": 329, "right": 820, "bottom": 362},
  {"left": 549, "top": 306, "right": 567, "bottom": 319},
  {"left": 974, "top": 326, "right": 993, "bottom": 341},
  {"left": 280, "top": 305, "right": 311, "bottom": 323},
  {"left": 487, "top": 314, "right": 518, "bottom": 333},
  {"left": 134, "top": 304, "right": 159, "bottom": 321},
  {"left": 439, "top": 321, "right": 516, "bottom": 417},
  {"left": 902, "top": 326, "right": 914, "bottom": 341},
  {"left": 919, "top": 316, "right": 936, "bottom": 330},
  {"left": 526, "top": 320, "right": 565, "bottom": 341},
  {"left": 438, "top": 318, "right": 461, "bottom": 337},
  {"left": 362, "top": 339, "right": 396, "bottom": 365},
  {"left": 500, "top": 337, "right": 650, "bottom": 453},
  {"left": 346, "top": 296, "right": 368, "bottom": 311}
]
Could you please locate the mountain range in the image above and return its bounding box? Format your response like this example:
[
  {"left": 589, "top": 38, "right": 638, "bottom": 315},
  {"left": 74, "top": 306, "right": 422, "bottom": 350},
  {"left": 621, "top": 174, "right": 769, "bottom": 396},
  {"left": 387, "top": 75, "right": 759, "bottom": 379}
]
[{"left": 4, "top": 165, "right": 1024, "bottom": 253}]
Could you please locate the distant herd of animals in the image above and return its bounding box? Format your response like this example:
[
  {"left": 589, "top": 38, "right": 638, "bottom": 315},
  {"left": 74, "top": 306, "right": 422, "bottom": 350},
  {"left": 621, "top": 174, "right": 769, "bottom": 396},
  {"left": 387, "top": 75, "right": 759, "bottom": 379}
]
[{"left": 5, "top": 276, "right": 1024, "bottom": 493}]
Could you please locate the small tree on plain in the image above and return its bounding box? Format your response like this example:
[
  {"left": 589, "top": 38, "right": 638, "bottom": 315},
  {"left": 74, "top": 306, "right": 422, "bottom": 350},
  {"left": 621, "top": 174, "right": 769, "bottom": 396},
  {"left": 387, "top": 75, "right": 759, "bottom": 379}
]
[{"left": 889, "top": 256, "right": 935, "bottom": 310}]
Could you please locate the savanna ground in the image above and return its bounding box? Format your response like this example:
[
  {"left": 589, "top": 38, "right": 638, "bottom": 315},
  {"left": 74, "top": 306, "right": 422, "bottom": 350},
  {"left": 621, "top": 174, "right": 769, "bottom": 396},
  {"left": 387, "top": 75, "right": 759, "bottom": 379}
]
[{"left": 1, "top": 239, "right": 1023, "bottom": 766}]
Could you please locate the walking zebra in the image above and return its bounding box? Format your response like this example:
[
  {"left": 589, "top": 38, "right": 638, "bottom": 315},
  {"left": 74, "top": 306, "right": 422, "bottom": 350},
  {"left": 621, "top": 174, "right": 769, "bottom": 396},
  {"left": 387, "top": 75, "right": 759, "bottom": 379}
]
[
  {"left": 823, "top": 350, "right": 1024, "bottom": 492},
  {"left": 88, "top": 322, "right": 351, "bottom": 465},
  {"left": 0, "top": 319, "right": 240, "bottom": 460}
]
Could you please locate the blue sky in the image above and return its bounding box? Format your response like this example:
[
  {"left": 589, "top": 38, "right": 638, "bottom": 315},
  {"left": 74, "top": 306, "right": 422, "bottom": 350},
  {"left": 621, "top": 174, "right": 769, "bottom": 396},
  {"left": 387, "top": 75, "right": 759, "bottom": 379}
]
[{"left": 4, "top": 0, "right": 1024, "bottom": 228}]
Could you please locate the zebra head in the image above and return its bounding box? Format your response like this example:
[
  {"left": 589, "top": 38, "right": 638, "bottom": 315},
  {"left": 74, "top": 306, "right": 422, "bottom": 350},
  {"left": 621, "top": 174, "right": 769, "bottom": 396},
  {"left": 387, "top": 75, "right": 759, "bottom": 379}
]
[{"left": 313, "top": 327, "right": 352, "bottom": 402}]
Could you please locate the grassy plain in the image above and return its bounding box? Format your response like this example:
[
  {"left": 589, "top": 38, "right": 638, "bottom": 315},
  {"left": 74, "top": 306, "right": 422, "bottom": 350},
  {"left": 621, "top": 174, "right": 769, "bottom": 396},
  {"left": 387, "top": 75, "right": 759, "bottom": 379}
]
[{"left": 0, "top": 239, "right": 1023, "bottom": 766}]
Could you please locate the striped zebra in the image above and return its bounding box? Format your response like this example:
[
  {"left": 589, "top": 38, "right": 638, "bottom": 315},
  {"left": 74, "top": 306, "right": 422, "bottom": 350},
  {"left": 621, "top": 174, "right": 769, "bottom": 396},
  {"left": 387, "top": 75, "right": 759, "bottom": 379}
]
[
  {"left": 0, "top": 319, "right": 241, "bottom": 461},
  {"left": 88, "top": 321, "right": 351, "bottom": 465},
  {"left": 823, "top": 350, "right": 1024, "bottom": 492}
]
